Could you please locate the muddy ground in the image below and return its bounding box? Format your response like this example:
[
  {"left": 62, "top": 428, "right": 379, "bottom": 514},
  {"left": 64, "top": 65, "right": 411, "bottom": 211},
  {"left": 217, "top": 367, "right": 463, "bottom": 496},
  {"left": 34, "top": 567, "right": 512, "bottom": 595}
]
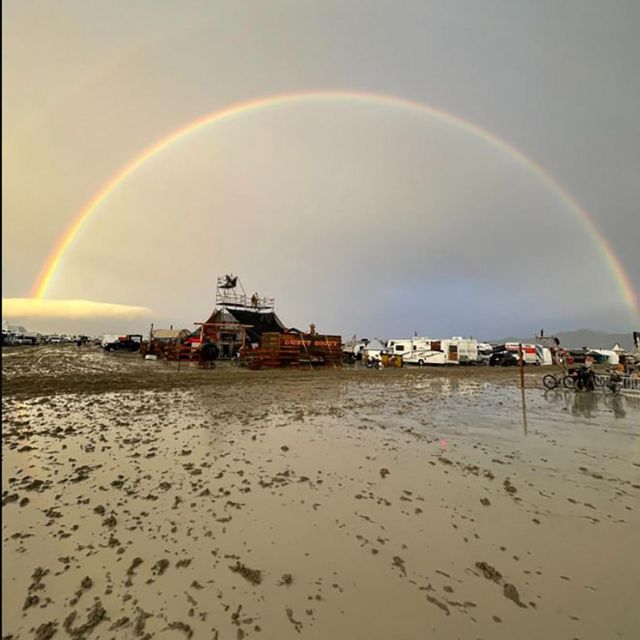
[{"left": 2, "top": 346, "right": 639, "bottom": 639}]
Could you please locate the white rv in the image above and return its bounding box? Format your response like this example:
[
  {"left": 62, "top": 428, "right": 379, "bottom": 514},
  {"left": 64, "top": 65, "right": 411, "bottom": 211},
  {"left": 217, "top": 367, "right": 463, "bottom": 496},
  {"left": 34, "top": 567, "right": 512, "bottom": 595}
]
[{"left": 386, "top": 338, "right": 446, "bottom": 366}]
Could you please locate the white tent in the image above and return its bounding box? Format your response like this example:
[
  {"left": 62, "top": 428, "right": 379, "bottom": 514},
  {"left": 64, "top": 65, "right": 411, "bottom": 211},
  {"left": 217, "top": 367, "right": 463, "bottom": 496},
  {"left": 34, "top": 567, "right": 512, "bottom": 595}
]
[
  {"left": 362, "top": 338, "right": 386, "bottom": 360},
  {"left": 589, "top": 349, "right": 619, "bottom": 365}
]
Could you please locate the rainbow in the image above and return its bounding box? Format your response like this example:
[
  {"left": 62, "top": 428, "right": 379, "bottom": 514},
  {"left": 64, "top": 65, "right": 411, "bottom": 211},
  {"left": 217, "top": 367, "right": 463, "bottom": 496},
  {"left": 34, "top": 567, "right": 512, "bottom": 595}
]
[{"left": 31, "top": 90, "right": 638, "bottom": 318}]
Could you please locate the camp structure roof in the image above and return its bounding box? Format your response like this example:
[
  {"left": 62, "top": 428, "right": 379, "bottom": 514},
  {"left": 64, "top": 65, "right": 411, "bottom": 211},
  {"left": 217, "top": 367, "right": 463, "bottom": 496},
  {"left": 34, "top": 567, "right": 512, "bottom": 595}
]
[
  {"left": 206, "top": 307, "right": 286, "bottom": 343},
  {"left": 152, "top": 328, "right": 190, "bottom": 340},
  {"left": 229, "top": 309, "right": 285, "bottom": 343}
]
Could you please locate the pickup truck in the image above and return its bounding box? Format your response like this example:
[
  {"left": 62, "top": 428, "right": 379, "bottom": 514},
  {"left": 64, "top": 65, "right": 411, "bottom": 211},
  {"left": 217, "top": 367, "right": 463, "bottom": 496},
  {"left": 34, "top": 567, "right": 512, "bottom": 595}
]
[{"left": 102, "top": 334, "right": 143, "bottom": 352}]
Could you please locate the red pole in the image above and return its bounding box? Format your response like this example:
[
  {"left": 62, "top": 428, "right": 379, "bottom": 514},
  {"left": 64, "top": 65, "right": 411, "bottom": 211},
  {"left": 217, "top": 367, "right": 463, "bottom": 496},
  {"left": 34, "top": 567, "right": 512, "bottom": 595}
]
[{"left": 518, "top": 343, "right": 525, "bottom": 389}]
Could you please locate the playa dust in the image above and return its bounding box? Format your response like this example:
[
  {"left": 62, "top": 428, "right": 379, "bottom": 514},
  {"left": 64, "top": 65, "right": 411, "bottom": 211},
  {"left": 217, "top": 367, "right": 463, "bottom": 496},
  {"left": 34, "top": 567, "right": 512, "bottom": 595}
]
[{"left": 3, "top": 346, "right": 639, "bottom": 639}]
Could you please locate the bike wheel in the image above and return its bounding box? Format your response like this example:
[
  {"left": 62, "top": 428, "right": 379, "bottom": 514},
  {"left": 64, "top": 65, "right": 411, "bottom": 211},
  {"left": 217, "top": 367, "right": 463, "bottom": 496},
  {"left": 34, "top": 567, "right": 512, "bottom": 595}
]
[
  {"left": 562, "top": 375, "right": 575, "bottom": 389},
  {"left": 543, "top": 374, "right": 558, "bottom": 390}
]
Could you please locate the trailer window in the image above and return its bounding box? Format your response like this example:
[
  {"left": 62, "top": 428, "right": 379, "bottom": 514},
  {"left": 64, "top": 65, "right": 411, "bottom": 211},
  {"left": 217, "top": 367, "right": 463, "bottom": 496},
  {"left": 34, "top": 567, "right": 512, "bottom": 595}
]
[{"left": 395, "top": 345, "right": 405, "bottom": 352}]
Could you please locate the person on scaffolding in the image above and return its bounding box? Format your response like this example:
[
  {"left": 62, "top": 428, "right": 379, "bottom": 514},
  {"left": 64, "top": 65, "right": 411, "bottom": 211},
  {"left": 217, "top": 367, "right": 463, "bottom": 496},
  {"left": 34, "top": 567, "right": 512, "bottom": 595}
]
[{"left": 251, "top": 292, "right": 259, "bottom": 308}]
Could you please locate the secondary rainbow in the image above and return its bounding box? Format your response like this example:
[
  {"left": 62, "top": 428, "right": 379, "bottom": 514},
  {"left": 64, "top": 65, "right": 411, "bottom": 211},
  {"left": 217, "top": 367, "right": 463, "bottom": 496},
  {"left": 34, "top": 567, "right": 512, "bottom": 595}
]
[{"left": 31, "top": 90, "right": 639, "bottom": 318}]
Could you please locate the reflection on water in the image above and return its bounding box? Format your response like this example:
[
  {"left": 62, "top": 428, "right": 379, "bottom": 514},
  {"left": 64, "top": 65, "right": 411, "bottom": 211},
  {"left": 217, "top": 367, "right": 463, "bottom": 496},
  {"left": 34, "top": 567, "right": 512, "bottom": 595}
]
[
  {"left": 402, "top": 374, "right": 486, "bottom": 397},
  {"left": 520, "top": 386, "right": 528, "bottom": 435},
  {"left": 542, "top": 389, "right": 628, "bottom": 419}
]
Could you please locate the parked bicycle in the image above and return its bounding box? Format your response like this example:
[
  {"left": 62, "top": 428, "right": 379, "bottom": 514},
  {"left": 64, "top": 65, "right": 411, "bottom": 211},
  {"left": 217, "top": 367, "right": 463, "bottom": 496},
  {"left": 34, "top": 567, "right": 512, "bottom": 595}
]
[
  {"left": 543, "top": 368, "right": 579, "bottom": 390},
  {"left": 543, "top": 366, "right": 595, "bottom": 391}
]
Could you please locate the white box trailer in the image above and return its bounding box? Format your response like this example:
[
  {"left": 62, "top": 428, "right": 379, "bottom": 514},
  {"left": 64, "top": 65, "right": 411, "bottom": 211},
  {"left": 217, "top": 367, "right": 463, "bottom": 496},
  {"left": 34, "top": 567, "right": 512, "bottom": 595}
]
[
  {"left": 535, "top": 345, "right": 553, "bottom": 366},
  {"left": 504, "top": 342, "right": 538, "bottom": 364},
  {"left": 429, "top": 338, "right": 479, "bottom": 364}
]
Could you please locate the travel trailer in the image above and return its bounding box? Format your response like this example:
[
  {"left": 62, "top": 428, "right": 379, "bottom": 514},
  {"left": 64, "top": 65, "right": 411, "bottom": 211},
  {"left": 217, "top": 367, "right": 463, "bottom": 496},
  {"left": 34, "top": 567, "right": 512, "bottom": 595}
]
[
  {"left": 386, "top": 338, "right": 442, "bottom": 365},
  {"left": 386, "top": 337, "right": 478, "bottom": 365},
  {"left": 430, "top": 338, "right": 479, "bottom": 364}
]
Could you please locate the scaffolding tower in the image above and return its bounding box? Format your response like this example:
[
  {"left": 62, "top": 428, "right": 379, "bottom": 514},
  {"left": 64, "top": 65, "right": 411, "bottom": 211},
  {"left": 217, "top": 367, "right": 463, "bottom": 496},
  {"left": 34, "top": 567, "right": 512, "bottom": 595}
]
[{"left": 215, "top": 274, "right": 275, "bottom": 312}]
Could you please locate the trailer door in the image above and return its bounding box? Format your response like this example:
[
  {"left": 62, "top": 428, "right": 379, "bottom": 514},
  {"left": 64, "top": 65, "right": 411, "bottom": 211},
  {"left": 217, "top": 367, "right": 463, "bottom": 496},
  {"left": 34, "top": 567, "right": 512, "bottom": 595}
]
[{"left": 448, "top": 344, "right": 458, "bottom": 362}]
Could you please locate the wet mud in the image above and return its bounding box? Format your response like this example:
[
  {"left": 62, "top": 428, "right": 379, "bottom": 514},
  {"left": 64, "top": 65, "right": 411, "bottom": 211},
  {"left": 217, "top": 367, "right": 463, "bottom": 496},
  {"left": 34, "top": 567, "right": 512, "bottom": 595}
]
[{"left": 2, "top": 346, "right": 640, "bottom": 638}]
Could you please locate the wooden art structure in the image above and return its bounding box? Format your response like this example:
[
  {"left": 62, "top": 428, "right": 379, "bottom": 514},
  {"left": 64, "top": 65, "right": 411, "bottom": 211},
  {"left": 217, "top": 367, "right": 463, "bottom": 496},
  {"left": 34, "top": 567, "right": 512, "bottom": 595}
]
[{"left": 141, "top": 274, "right": 342, "bottom": 368}]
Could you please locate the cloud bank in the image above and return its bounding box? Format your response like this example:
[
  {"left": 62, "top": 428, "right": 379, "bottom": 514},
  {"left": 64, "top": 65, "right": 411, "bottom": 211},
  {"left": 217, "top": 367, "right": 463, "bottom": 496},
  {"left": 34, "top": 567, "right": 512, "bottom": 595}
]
[{"left": 3, "top": 298, "right": 152, "bottom": 320}]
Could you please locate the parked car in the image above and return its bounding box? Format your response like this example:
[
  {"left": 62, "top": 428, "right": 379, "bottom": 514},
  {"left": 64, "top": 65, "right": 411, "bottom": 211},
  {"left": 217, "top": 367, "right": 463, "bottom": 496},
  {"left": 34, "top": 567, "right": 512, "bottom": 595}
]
[{"left": 489, "top": 350, "right": 519, "bottom": 366}]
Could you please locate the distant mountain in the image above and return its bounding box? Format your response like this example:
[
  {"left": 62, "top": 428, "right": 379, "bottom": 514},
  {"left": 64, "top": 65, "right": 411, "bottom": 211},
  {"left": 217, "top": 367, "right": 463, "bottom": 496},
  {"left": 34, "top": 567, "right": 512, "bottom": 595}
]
[{"left": 494, "top": 329, "right": 637, "bottom": 351}]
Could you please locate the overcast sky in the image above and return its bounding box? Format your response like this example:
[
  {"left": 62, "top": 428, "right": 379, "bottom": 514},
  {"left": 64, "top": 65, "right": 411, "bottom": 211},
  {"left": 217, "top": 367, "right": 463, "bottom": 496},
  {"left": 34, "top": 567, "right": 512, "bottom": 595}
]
[{"left": 3, "top": 0, "right": 639, "bottom": 338}]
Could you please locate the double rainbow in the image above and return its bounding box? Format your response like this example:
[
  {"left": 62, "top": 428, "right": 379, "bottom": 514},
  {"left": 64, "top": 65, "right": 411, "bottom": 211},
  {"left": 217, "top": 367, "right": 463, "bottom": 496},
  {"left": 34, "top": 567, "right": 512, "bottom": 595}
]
[{"left": 31, "top": 90, "right": 638, "bottom": 318}]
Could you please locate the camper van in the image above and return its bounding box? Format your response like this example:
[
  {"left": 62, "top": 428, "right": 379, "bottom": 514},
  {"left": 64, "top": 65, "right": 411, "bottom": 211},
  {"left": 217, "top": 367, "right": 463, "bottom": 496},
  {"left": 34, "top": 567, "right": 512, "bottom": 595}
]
[{"left": 386, "top": 338, "right": 436, "bottom": 365}]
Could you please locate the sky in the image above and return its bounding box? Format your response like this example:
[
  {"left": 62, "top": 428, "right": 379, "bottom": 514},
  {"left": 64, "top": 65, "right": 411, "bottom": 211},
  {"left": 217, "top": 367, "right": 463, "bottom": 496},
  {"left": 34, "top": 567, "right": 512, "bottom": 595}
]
[{"left": 3, "top": 0, "right": 639, "bottom": 339}]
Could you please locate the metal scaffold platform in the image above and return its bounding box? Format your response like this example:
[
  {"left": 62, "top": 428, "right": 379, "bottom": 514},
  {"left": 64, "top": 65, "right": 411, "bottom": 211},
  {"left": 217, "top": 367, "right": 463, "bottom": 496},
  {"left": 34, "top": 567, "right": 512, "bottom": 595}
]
[{"left": 216, "top": 275, "right": 275, "bottom": 312}]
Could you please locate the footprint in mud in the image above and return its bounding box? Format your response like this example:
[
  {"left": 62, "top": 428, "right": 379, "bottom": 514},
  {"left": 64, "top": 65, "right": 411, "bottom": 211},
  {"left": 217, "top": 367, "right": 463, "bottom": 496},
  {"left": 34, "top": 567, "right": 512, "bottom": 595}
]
[
  {"left": 230, "top": 561, "right": 262, "bottom": 585},
  {"left": 474, "top": 561, "right": 528, "bottom": 608},
  {"left": 285, "top": 607, "right": 303, "bottom": 633},
  {"left": 392, "top": 556, "right": 407, "bottom": 577}
]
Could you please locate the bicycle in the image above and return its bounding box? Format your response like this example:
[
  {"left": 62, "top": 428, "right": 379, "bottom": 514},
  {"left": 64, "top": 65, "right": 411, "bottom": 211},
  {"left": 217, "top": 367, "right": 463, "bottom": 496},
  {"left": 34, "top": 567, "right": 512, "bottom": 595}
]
[{"left": 542, "top": 369, "right": 578, "bottom": 390}]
